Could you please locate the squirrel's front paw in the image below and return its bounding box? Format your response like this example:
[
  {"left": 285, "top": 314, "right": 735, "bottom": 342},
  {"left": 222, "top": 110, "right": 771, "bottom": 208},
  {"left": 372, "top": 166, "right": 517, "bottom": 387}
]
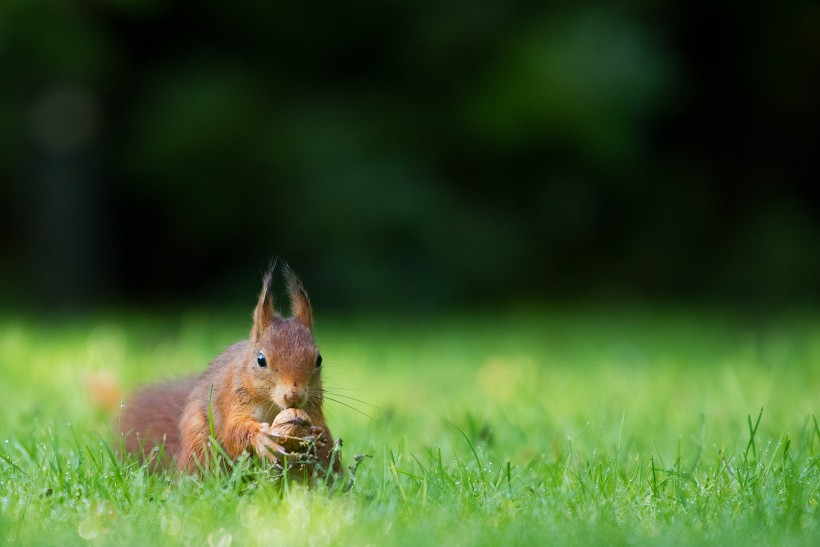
[
  {"left": 255, "top": 424, "right": 288, "bottom": 461},
  {"left": 305, "top": 426, "right": 328, "bottom": 450}
]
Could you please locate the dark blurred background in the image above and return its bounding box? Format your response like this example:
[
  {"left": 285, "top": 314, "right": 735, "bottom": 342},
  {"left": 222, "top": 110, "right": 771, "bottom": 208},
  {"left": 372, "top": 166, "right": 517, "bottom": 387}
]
[{"left": 1, "top": 0, "right": 818, "bottom": 312}]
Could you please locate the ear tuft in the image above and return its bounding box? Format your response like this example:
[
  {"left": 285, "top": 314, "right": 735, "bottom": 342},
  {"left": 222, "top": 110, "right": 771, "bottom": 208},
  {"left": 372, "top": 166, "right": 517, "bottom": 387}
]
[
  {"left": 284, "top": 264, "right": 313, "bottom": 331},
  {"left": 252, "top": 268, "right": 275, "bottom": 340}
]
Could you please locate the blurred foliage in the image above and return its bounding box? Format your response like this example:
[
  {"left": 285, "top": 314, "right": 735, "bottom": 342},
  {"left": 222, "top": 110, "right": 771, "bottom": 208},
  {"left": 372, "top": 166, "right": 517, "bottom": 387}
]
[{"left": 0, "top": 0, "right": 818, "bottom": 310}]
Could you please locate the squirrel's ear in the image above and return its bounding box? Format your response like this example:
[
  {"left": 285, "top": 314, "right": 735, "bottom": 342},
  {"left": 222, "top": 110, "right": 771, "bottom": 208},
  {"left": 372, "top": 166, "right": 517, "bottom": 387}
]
[
  {"left": 252, "top": 270, "right": 275, "bottom": 340},
  {"left": 284, "top": 265, "right": 313, "bottom": 331}
]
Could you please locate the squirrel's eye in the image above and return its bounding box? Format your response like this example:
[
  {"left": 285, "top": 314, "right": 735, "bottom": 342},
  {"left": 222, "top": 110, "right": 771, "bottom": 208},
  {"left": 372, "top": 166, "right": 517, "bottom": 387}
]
[
  {"left": 316, "top": 354, "right": 322, "bottom": 368},
  {"left": 257, "top": 352, "right": 267, "bottom": 367}
]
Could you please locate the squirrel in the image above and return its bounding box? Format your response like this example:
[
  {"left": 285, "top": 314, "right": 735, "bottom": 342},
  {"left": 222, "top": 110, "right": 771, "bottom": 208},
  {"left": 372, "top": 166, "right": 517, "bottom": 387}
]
[{"left": 119, "top": 265, "right": 338, "bottom": 475}]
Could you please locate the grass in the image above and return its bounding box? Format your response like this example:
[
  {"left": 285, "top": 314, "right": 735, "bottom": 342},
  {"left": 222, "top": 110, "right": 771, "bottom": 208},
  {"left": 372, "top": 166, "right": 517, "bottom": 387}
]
[{"left": 0, "top": 304, "right": 819, "bottom": 545}]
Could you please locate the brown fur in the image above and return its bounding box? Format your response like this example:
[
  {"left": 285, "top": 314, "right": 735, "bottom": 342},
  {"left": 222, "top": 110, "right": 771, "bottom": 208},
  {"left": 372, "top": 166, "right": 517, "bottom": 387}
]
[
  {"left": 119, "top": 378, "right": 194, "bottom": 467},
  {"left": 119, "top": 266, "right": 338, "bottom": 474}
]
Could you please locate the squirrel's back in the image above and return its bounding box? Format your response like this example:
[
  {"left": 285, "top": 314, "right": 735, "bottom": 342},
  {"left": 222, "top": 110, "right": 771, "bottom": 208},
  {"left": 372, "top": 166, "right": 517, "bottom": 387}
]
[
  {"left": 119, "top": 378, "right": 196, "bottom": 464},
  {"left": 119, "top": 341, "right": 247, "bottom": 466}
]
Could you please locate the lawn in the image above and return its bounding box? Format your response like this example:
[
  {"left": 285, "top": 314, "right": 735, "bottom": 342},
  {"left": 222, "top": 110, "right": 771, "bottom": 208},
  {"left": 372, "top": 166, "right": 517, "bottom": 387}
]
[{"left": 1, "top": 304, "right": 818, "bottom": 545}]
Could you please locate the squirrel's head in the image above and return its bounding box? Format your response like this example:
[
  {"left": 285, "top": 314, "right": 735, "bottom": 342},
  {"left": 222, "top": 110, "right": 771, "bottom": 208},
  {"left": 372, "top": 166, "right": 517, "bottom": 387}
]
[{"left": 246, "top": 264, "right": 322, "bottom": 412}]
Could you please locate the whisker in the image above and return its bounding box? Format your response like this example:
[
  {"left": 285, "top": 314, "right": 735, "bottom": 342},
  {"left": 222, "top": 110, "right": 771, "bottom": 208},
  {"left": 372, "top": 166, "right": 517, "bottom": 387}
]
[
  {"left": 319, "top": 391, "right": 386, "bottom": 412},
  {"left": 323, "top": 396, "right": 378, "bottom": 421},
  {"left": 265, "top": 400, "right": 278, "bottom": 418}
]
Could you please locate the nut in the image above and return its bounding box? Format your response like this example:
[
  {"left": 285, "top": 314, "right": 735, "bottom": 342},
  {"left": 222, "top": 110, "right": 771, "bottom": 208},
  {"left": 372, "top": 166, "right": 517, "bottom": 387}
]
[{"left": 269, "top": 408, "right": 314, "bottom": 452}]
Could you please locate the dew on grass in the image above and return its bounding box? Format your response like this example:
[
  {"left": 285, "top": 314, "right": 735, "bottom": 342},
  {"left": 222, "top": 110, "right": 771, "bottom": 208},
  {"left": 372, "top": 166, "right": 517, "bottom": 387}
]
[
  {"left": 289, "top": 502, "right": 311, "bottom": 530},
  {"left": 309, "top": 530, "right": 331, "bottom": 547},
  {"left": 78, "top": 516, "right": 102, "bottom": 540},
  {"left": 180, "top": 513, "right": 205, "bottom": 539},
  {"left": 207, "top": 528, "right": 232, "bottom": 547},
  {"left": 161, "top": 513, "right": 181, "bottom": 536},
  {"left": 238, "top": 502, "right": 260, "bottom": 528}
]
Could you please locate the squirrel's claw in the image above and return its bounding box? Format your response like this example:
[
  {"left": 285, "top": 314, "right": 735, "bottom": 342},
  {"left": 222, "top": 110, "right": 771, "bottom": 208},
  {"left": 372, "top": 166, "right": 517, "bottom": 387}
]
[
  {"left": 256, "top": 426, "right": 289, "bottom": 462},
  {"left": 257, "top": 421, "right": 327, "bottom": 471},
  {"left": 306, "top": 426, "right": 328, "bottom": 450}
]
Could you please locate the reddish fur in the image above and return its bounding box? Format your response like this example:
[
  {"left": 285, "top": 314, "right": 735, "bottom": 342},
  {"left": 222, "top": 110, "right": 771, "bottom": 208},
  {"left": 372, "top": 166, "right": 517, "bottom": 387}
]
[
  {"left": 119, "top": 267, "right": 339, "bottom": 474},
  {"left": 119, "top": 378, "right": 194, "bottom": 467}
]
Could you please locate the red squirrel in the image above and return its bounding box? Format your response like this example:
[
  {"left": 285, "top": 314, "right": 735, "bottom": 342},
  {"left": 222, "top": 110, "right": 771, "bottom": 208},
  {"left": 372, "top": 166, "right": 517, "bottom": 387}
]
[{"left": 119, "top": 265, "right": 338, "bottom": 474}]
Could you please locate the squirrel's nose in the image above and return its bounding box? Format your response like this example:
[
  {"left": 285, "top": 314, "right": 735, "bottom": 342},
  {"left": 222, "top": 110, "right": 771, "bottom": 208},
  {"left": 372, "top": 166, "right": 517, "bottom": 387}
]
[{"left": 282, "top": 388, "right": 305, "bottom": 408}]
